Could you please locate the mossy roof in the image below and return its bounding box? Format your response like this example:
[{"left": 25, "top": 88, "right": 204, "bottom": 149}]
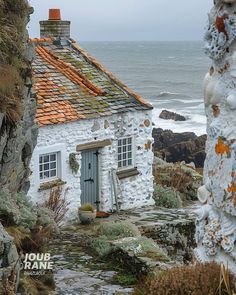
[{"left": 31, "top": 38, "right": 153, "bottom": 126}]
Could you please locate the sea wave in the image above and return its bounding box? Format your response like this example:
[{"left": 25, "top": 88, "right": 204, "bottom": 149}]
[
  {"left": 152, "top": 108, "right": 206, "bottom": 135},
  {"left": 156, "top": 91, "right": 191, "bottom": 99}
]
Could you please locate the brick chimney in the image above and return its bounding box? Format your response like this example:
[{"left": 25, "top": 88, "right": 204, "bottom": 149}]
[{"left": 40, "top": 9, "right": 70, "bottom": 38}]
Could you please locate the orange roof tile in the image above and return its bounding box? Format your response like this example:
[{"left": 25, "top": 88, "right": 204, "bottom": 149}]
[{"left": 32, "top": 38, "right": 153, "bottom": 127}]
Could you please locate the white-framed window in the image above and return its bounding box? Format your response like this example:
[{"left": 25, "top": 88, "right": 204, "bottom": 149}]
[
  {"left": 39, "top": 152, "right": 59, "bottom": 182},
  {"left": 117, "top": 137, "right": 134, "bottom": 169}
]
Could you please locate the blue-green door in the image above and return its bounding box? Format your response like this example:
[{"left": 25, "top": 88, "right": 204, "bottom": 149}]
[{"left": 80, "top": 149, "right": 99, "bottom": 207}]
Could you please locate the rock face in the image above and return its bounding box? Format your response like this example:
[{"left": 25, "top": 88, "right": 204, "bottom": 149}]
[
  {"left": 0, "top": 0, "right": 37, "bottom": 290},
  {"left": 152, "top": 128, "right": 207, "bottom": 168},
  {"left": 195, "top": 0, "right": 236, "bottom": 273},
  {"left": 159, "top": 110, "right": 186, "bottom": 121},
  {"left": 0, "top": 1, "right": 37, "bottom": 195}
]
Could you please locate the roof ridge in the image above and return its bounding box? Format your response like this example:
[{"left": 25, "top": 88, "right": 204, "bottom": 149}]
[
  {"left": 36, "top": 46, "right": 105, "bottom": 97},
  {"left": 69, "top": 40, "right": 153, "bottom": 109}
]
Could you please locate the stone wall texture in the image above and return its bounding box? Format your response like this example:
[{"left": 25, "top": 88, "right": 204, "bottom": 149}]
[
  {"left": 195, "top": 0, "right": 236, "bottom": 273},
  {"left": 28, "top": 110, "right": 154, "bottom": 219}
]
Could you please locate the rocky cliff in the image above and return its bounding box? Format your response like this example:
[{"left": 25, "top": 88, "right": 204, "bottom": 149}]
[
  {"left": 0, "top": 0, "right": 37, "bottom": 195},
  {"left": 0, "top": 0, "right": 37, "bottom": 292}
]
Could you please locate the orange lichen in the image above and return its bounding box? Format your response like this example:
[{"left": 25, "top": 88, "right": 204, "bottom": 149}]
[
  {"left": 215, "top": 14, "right": 229, "bottom": 39},
  {"left": 215, "top": 137, "right": 231, "bottom": 156},
  {"left": 228, "top": 183, "right": 236, "bottom": 193}
]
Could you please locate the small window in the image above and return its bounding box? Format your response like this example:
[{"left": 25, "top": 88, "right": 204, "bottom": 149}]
[
  {"left": 39, "top": 152, "right": 59, "bottom": 182},
  {"left": 117, "top": 137, "right": 133, "bottom": 169}
]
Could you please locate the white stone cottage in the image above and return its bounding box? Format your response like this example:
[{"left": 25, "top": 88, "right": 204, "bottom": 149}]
[{"left": 28, "top": 9, "right": 154, "bottom": 218}]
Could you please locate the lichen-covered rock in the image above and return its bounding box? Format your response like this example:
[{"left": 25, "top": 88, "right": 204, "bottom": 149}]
[
  {"left": 196, "top": 0, "right": 236, "bottom": 273},
  {"left": 0, "top": 223, "right": 19, "bottom": 295}
]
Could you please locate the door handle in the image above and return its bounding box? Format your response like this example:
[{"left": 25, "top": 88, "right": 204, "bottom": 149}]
[{"left": 84, "top": 177, "right": 94, "bottom": 183}]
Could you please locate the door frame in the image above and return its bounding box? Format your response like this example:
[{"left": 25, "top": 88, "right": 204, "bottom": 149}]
[{"left": 80, "top": 148, "right": 101, "bottom": 210}]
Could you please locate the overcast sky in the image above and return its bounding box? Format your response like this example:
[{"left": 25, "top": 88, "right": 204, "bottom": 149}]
[{"left": 28, "top": 0, "right": 212, "bottom": 41}]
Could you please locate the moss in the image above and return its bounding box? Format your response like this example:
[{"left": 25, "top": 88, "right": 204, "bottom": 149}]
[
  {"left": 115, "top": 274, "right": 138, "bottom": 286},
  {"left": 114, "top": 236, "right": 169, "bottom": 261},
  {"left": 69, "top": 153, "right": 80, "bottom": 174}
]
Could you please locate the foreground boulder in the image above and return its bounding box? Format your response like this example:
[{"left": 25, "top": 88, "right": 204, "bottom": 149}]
[
  {"left": 152, "top": 128, "right": 207, "bottom": 168},
  {"left": 0, "top": 223, "right": 19, "bottom": 295},
  {"left": 159, "top": 110, "right": 186, "bottom": 121}
]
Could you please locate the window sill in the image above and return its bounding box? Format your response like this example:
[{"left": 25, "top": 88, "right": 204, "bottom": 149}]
[
  {"left": 38, "top": 179, "right": 66, "bottom": 192},
  {"left": 116, "top": 167, "right": 140, "bottom": 180}
]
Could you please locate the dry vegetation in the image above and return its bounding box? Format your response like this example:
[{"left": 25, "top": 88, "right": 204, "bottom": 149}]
[
  {"left": 42, "top": 186, "right": 70, "bottom": 226},
  {"left": 135, "top": 262, "right": 236, "bottom": 295}
]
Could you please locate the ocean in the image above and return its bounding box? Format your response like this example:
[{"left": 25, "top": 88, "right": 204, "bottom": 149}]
[{"left": 80, "top": 41, "right": 210, "bottom": 135}]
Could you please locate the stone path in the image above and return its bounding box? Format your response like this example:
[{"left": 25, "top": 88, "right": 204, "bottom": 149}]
[
  {"left": 49, "top": 227, "right": 133, "bottom": 295},
  {"left": 49, "top": 204, "right": 198, "bottom": 294}
]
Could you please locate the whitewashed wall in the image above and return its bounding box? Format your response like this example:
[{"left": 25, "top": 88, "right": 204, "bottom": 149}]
[{"left": 28, "top": 110, "right": 154, "bottom": 219}]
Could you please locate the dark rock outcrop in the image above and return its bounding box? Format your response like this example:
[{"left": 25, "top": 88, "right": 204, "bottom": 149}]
[
  {"left": 159, "top": 110, "right": 186, "bottom": 121},
  {"left": 152, "top": 128, "right": 207, "bottom": 168}
]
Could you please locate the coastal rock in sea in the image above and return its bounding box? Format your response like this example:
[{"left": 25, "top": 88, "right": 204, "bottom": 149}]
[
  {"left": 159, "top": 110, "right": 186, "bottom": 121},
  {"left": 152, "top": 128, "right": 206, "bottom": 168},
  {"left": 195, "top": 0, "right": 236, "bottom": 273}
]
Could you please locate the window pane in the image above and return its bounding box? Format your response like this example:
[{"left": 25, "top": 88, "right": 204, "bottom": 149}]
[
  {"left": 39, "top": 156, "right": 42, "bottom": 164},
  {"left": 128, "top": 152, "right": 132, "bottom": 159},
  {"left": 123, "top": 146, "right": 126, "bottom": 152},
  {"left": 50, "top": 170, "right": 56, "bottom": 177},
  {"left": 123, "top": 160, "right": 127, "bottom": 166},
  {"left": 118, "top": 139, "right": 122, "bottom": 147},
  {"left": 39, "top": 165, "right": 43, "bottom": 172},
  {"left": 128, "top": 159, "right": 132, "bottom": 166},
  {"left": 118, "top": 161, "right": 122, "bottom": 168},
  {"left": 118, "top": 147, "right": 121, "bottom": 154},
  {"left": 50, "top": 154, "right": 56, "bottom": 161},
  {"left": 128, "top": 138, "right": 132, "bottom": 144},
  {"left": 50, "top": 162, "right": 56, "bottom": 169},
  {"left": 123, "top": 153, "right": 127, "bottom": 159},
  {"left": 44, "top": 163, "right": 49, "bottom": 171},
  {"left": 44, "top": 171, "right": 49, "bottom": 178},
  {"left": 128, "top": 145, "right": 132, "bottom": 151},
  {"left": 44, "top": 155, "right": 49, "bottom": 162},
  {"left": 123, "top": 138, "right": 127, "bottom": 145},
  {"left": 40, "top": 172, "right": 43, "bottom": 179}
]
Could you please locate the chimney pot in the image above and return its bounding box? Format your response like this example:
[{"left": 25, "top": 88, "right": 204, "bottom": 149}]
[
  {"left": 48, "top": 9, "right": 61, "bottom": 21},
  {"left": 40, "top": 9, "right": 70, "bottom": 39}
]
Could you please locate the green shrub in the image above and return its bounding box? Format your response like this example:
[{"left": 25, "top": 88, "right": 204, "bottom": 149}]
[
  {"left": 90, "top": 235, "right": 112, "bottom": 257},
  {"left": 97, "top": 221, "right": 140, "bottom": 240},
  {"left": 136, "top": 262, "right": 236, "bottom": 295},
  {"left": 153, "top": 185, "right": 182, "bottom": 208},
  {"left": 0, "top": 190, "right": 37, "bottom": 229}
]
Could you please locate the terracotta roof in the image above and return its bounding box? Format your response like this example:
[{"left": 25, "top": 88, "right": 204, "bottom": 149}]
[{"left": 32, "top": 37, "right": 153, "bottom": 126}]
